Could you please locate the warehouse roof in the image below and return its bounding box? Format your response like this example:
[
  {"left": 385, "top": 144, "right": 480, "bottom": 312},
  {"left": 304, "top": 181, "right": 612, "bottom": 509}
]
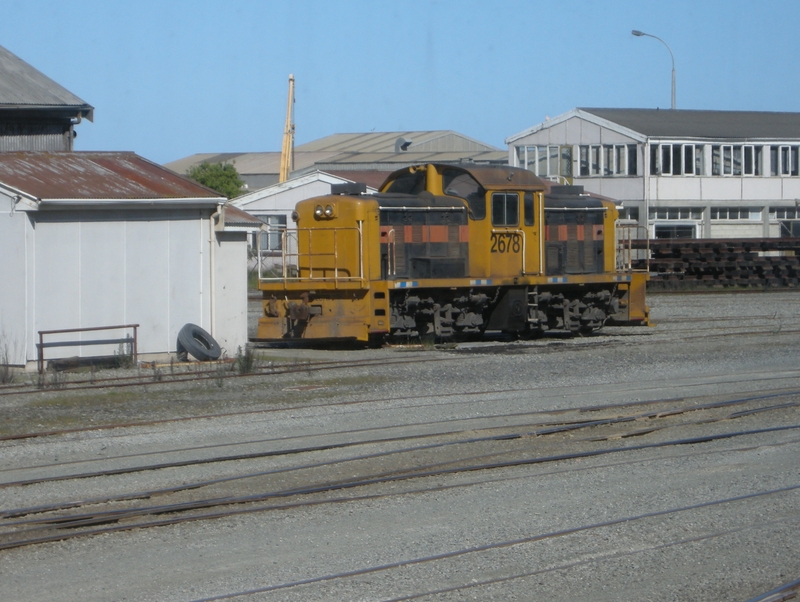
[
  {"left": 580, "top": 108, "right": 800, "bottom": 139},
  {"left": 164, "top": 131, "right": 504, "bottom": 184},
  {"left": 0, "top": 44, "right": 94, "bottom": 120},
  {"left": 506, "top": 108, "right": 800, "bottom": 143},
  {"left": 296, "top": 131, "right": 500, "bottom": 153},
  {"left": 0, "top": 152, "right": 224, "bottom": 205}
]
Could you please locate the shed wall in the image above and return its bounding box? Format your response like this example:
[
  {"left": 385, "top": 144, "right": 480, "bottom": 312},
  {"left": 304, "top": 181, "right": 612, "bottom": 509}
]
[
  {"left": 0, "top": 200, "right": 29, "bottom": 365},
  {"left": 212, "top": 231, "right": 248, "bottom": 356},
  {"left": 30, "top": 209, "right": 215, "bottom": 364}
]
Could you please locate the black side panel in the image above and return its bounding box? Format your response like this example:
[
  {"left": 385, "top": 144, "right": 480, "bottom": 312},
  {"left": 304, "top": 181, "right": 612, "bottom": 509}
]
[
  {"left": 380, "top": 208, "right": 468, "bottom": 280},
  {"left": 545, "top": 209, "right": 605, "bottom": 275},
  {"left": 486, "top": 288, "right": 528, "bottom": 331}
]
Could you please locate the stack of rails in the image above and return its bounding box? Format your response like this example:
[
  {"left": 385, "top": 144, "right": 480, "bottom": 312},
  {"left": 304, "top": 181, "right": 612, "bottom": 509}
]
[{"left": 631, "top": 238, "right": 800, "bottom": 289}]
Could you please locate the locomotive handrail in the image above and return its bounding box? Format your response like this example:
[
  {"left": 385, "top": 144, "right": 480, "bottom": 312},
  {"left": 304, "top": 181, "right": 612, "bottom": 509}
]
[
  {"left": 258, "top": 224, "right": 365, "bottom": 286},
  {"left": 386, "top": 228, "right": 396, "bottom": 277}
]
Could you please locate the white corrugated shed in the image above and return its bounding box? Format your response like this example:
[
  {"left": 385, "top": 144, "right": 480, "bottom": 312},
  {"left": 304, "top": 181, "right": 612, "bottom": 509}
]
[{"left": 0, "top": 152, "right": 247, "bottom": 368}]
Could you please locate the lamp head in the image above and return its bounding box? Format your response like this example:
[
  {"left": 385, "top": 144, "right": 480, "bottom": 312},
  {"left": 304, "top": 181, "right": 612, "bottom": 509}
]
[{"left": 632, "top": 30, "right": 645, "bottom": 36}]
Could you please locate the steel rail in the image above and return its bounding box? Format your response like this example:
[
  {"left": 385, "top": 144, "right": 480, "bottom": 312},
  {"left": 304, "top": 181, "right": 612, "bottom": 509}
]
[
  {"left": 4, "top": 365, "right": 800, "bottom": 444},
  {"left": 3, "top": 388, "right": 799, "bottom": 494},
  {"left": 2, "top": 424, "right": 799, "bottom": 550},
  {"left": 383, "top": 517, "right": 800, "bottom": 602},
  {"left": 0, "top": 355, "right": 454, "bottom": 397},
  {"left": 4, "top": 317, "right": 798, "bottom": 397},
  {"left": 189, "top": 484, "right": 800, "bottom": 601},
  {"left": 747, "top": 577, "right": 800, "bottom": 602}
]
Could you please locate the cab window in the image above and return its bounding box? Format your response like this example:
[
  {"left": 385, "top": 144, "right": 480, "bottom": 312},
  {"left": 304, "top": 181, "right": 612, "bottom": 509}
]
[
  {"left": 442, "top": 168, "right": 486, "bottom": 219},
  {"left": 384, "top": 170, "right": 426, "bottom": 194},
  {"left": 492, "top": 193, "right": 519, "bottom": 226},
  {"left": 524, "top": 192, "right": 534, "bottom": 226}
]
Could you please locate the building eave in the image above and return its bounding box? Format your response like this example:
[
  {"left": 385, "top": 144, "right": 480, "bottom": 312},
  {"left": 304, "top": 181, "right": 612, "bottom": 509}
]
[{"left": 37, "top": 197, "right": 224, "bottom": 210}]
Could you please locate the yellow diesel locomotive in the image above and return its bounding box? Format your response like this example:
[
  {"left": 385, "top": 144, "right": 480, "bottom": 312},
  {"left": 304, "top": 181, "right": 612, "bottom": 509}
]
[{"left": 256, "top": 163, "right": 649, "bottom": 343}]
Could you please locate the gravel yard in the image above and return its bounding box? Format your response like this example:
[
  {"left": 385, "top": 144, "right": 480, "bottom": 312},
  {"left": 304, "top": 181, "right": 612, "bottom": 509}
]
[{"left": 1, "top": 291, "right": 799, "bottom": 601}]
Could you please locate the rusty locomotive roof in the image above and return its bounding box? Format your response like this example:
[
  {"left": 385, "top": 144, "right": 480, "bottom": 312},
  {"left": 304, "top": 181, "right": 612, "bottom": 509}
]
[
  {"left": 380, "top": 163, "right": 547, "bottom": 192},
  {"left": 0, "top": 152, "right": 225, "bottom": 202}
]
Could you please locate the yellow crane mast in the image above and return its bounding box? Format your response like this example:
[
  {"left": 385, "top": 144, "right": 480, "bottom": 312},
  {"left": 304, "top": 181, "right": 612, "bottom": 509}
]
[{"left": 279, "top": 74, "right": 295, "bottom": 183}]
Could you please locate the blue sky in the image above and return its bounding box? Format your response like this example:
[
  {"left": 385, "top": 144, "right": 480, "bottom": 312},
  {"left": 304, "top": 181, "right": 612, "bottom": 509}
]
[{"left": 2, "top": 0, "right": 798, "bottom": 164}]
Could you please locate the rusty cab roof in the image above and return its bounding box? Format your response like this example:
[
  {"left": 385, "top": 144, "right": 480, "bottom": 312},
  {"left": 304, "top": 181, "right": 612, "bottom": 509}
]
[{"left": 379, "top": 163, "right": 547, "bottom": 193}]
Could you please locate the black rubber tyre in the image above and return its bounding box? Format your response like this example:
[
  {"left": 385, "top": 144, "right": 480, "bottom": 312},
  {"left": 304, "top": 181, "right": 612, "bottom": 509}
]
[{"left": 177, "top": 323, "right": 221, "bottom": 361}]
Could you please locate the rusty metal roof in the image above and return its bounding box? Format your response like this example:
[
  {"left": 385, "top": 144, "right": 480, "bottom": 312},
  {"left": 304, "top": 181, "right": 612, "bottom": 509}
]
[
  {"left": 223, "top": 204, "right": 263, "bottom": 226},
  {"left": 0, "top": 45, "right": 93, "bottom": 120},
  {"left": 0, "top": 152, "right": 225, "bottom": 203}
]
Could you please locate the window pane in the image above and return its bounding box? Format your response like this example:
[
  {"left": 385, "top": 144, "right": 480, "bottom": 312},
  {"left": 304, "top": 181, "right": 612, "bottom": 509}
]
[
  {"left": 492, "top": 194, "right": 505, "bottom": 225},
  {"left": 524, "top": 192, "right": 534, "bottom": 226},
  {"left": 560, "top": 146, "right": 573, "bottom": 177},
  {"left": 673, "top": 144, "right": 682, "bottom": 174},
  {"left": 604, "top": 145, "right": 614, "bottom": 176},
  {"left": 723, "top": 146, "right": 732, "bottom": 175},
  {"left": 732, "top": 146, "right": 742, "bottom": 176},
  {"left": 614, "top": 145, "right": 623, "bottom": 175},
  {"left": 712, "top": 146, "right": 721, "bottom": 176},
  {"left": 695, "top": 146, "right": 704, "bottom": 175},
  {"left": 548, "top": 146, "right": 559, "bottom": 176},
  {"left": 505, "top": 193, "right": 519, "bottom": 225},
  {"left": 442, "top": 169, "right": 486, "bottom": 219},
  {"left": 744, "top": 146, "right": 754, "bottom": 175},
  {"left": 628, "top": 145, "right": 638, "bottom": 175},
  {"left": 492, "top": 193, "right": 519, "bottom": 226},
  {"left": 537, "top": 146, "right": 548, "bottom": 176},
  {"left": 683, "top": 145, "right": 694, "bottom": 175},
  {"left": 579, "top": 146, "right": 589, "bottom": 176},
  {"left": 661, "top": 145, "right": 672, "bottom": 175}
]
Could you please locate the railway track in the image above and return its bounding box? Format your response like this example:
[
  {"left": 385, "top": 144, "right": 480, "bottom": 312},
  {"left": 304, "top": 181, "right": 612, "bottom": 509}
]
[
  {"left": 190, "top": 493, "right": 800, "bottom": 601},
  {"left": 3, "top": 292, "right": 799, "bottom": 601},
  {"left": 2, "top": 386, "right": 798, "bottom": 552}
]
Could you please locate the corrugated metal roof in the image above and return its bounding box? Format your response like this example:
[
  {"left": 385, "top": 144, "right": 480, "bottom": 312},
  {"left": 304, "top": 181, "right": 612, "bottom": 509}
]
[
  {"left": 223, "top": 204, "right": 263, "bottom": 226},
  {"left": 580, "top": 108, "right": 800, "bottom": 139},
  {"left": 295, "top": 131, "right": 499, "bottom": 153},
  {"left": 0, "top": 44, "right": 93, "bottom": 120},
  {"left": 317, "top": 150, "right": 509, "bottom": 164},
  {"left": 0, "top": 152, "right": 225, "bottom": 201},
  {"left": 164, "top": 151, "right": 331, "bottom": 176}
]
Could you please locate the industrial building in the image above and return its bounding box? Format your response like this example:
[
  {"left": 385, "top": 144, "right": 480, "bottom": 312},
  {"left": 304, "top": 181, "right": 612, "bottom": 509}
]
[
  {"left": 506, "top": 108, "right": 800, "bottom": 239},
  {"left": 0, "top": 152, "right": 246, "bottom": 369},
  {"left": 165, "top": 130, "right": 507, "bottom": 191},
  {"left": 0, "top": 44, "right": 93, "bottom": 151}
]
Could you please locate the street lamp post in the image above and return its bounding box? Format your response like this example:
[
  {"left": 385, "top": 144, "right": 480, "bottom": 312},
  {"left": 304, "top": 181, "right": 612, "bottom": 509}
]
[{"left": 632, "top": 30, "right": 676, "bottom": 110}]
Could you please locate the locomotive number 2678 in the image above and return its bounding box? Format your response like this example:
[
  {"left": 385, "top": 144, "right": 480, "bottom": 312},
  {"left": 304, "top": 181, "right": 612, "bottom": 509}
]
[{"left": 490, "top": 232, "right": 521, "bottom": 254}]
